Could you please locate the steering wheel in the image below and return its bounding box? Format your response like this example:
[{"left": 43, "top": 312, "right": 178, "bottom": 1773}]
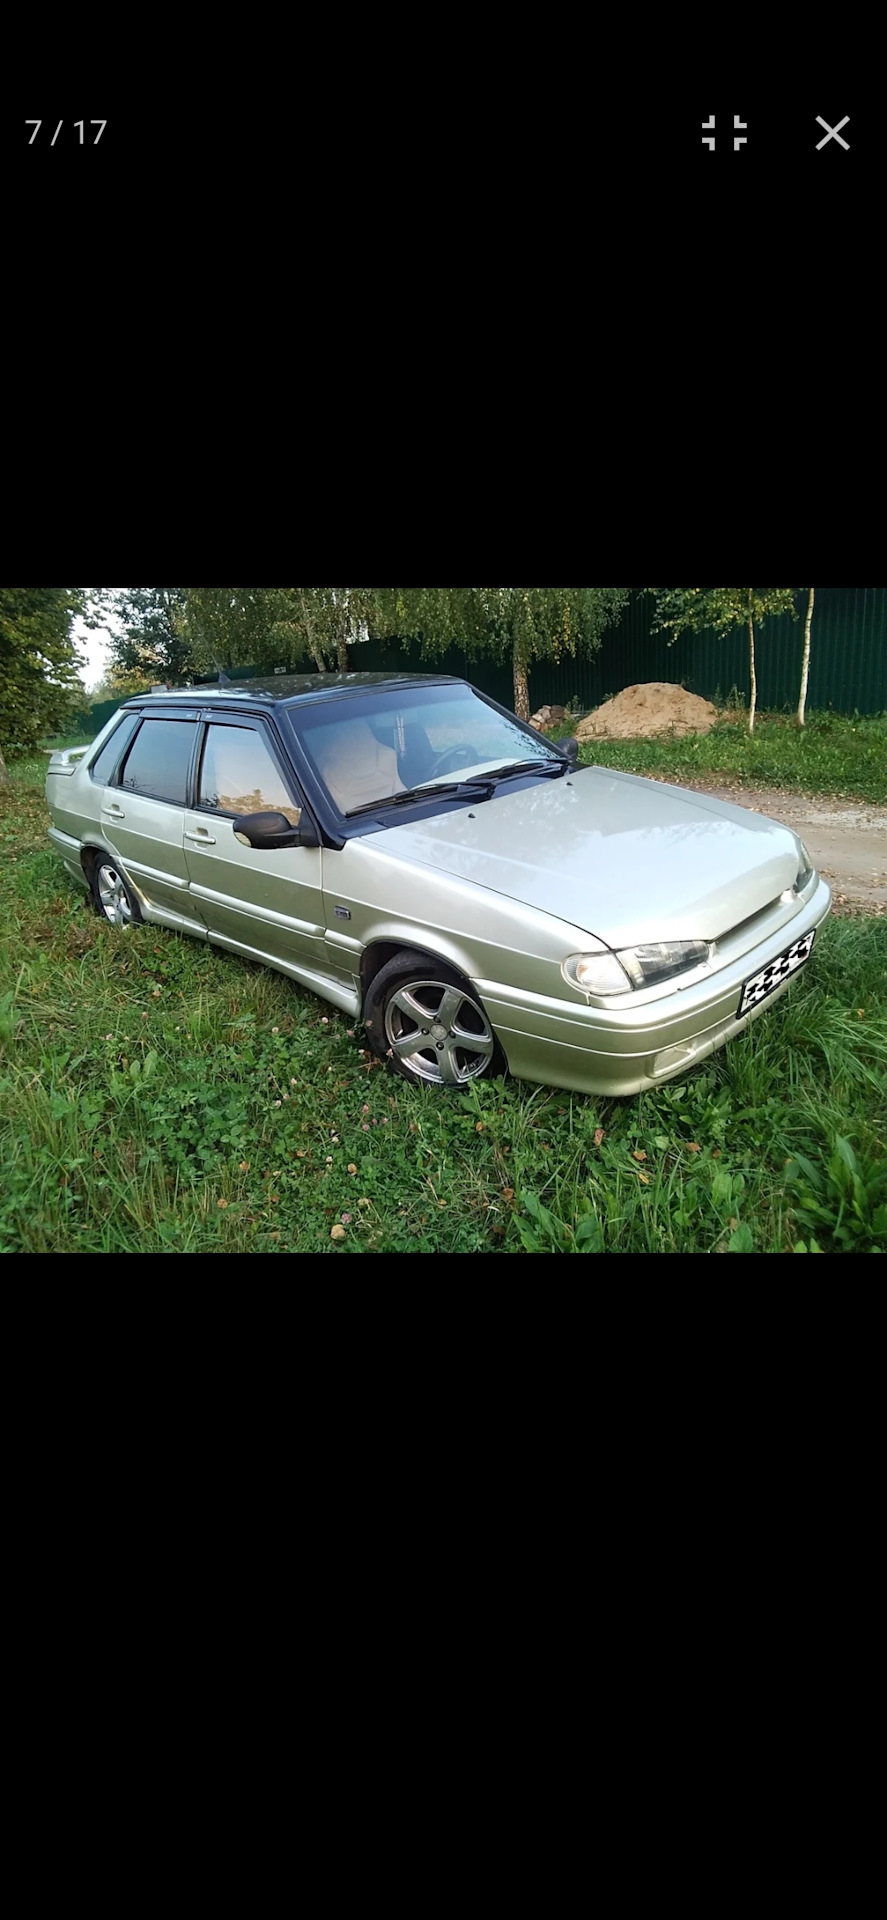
[{"left": 425, "top": 744, "right": 476, "bottom": 780}]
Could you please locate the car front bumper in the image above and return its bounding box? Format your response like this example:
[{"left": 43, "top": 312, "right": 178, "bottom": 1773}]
[{"left": 476, "top": 878, "right": 832, "bottom": 1096}]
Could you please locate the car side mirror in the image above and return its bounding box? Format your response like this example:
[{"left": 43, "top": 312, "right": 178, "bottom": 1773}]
[
  {"left": 560, "top": 737, "right": 579, "bottom": 766},
  {"left": 232, "top": 810, "right": 318, "bottom": 850}
]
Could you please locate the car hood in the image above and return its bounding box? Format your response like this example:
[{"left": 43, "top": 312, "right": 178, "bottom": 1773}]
[{"left": 376, "top": 767, "right": 802, "bottom": 947}]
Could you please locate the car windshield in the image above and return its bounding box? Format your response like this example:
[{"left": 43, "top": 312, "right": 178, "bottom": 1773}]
[{"left": 294, "top": 683, "right": 561, "bottom": 815}]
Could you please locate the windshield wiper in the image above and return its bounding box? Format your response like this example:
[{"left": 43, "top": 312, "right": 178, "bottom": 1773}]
[
  {"left": 345, "top": 761, "right": 567, "bottom": 818},
  {"left": 486, "top": 759, "right": 568, "bottom": 783},
  {"left": 347, "top": 778, "right": 496, "bottom": 818}
]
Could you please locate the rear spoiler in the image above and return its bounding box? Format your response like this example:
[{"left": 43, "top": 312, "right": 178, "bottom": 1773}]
[{"left": 45, "top": 745, "right": 91, "bottom": 776}]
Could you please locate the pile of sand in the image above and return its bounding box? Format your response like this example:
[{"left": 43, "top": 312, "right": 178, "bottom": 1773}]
[{"left": 575, "top": 683, "right": 719, "bottom": 741}]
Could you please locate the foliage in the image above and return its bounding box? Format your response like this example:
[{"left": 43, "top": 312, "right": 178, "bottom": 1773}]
[
  {"left": 84, "top": 668, "right": 150, "bottom": 704},
  {"left": 265, "top": 587, "right": 378, "bottom": 672},
  {"left": 649, "top": 587, "right": 798, "bottom": 735},
  {"left": 377, "top": 587, "right": 630, "bottom": 718},
  {"left": 84, "top": 586, "right": 629, "bottom": 710},
  {"left": 785, "top": 1137, "right": 887, "bottom": 1252},
  {"left": 185, "top": 588, "right": 281, "bottom": 675},
  {"left": 650, "top": 588, "right": 797, "bottom": 645},
  {"left": 0, "top": 587, "right": 86, "bottom": 756},
  {"left": 100, "top": 588, "right": 192, "bottom": 685},
  {"left": 185, "top": 588, "right": 379, "bottom": 675},
  {"left": 375, "top": 587, "right": 476, "bottom": 658},
  {"left": 1, "top": 751, "right": 884, "bottom": 1255}
]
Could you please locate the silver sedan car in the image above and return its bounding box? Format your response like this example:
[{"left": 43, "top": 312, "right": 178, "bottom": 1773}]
[{"left": 46, "top": 672, "right": 830, "bottom": 1096}]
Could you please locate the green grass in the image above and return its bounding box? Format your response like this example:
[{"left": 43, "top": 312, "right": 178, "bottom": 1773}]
[
  {"left": 565, "top": 709, "right": 887, "bottom": 805},
  {"left": 1, "top": 745, "right": 885, "bottom": 1255}
]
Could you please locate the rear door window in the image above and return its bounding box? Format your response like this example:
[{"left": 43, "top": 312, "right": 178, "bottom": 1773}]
[{"left": 118, "top": 719, "right": 199, "bottom": 806}]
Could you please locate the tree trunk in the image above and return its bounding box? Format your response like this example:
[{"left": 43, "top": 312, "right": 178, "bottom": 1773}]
[
  {"left": 797, "top": 586, "right": 814, "bottom": 728},
  {"left": 335, "top": 588, "right": 351, "bottom": 674},
  {"left": 513, "top": 647, "right": 530, "bottom": 720},
  {"left": 0, "top": 745, "right": 9, "bottom": 788},
  {"left": 747, "top": 595, "right": 757, "bottom": 736},
  {"left": 298, "top": 590, "right": 328, "bottom": 673}
]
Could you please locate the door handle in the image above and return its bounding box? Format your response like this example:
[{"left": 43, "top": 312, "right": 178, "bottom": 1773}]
[
  {"left": 185, "top": 829, "right": 216, "bottom": 845},
  {"left": 101, "top": 804, "right": 125, "bottom": 819}
]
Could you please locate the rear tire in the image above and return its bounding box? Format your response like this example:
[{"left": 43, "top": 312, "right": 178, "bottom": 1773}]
[{"left": 87, "top": 855, "right": 141, "bottom": 928}]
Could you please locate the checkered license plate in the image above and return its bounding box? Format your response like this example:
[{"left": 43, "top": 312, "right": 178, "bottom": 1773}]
[{"left": 737, "top": 928, "right": 816, "bottom": 1018}]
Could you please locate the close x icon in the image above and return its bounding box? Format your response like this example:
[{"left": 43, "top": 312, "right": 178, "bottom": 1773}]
[{"left": 698, "top": 111, "right": 853, "bottom": 153}]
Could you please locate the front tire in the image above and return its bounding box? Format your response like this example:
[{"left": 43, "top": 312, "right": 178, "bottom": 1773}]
[{"left": 363, "top": 953, "right": 504, "bottom": 1089}]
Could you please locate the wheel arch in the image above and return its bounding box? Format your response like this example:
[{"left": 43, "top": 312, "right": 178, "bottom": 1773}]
[
  {"left": 360, "top": 938, "right": 476, "bottom": 1005},
  {"left": 81, "top": 844, "right": 148, "bottom": 917},
  {"left": 359, "top": 941, "right": 511, "bottom": 1077}
]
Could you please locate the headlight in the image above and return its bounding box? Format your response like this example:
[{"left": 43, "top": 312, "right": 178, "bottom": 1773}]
[
  {"left": 616, "top": 939, "right": 711, "bottom": 988},
  {"left": 795, "top": 841, "right": 814, "bottom": 891},
  {"left": 563, "top": 939, "right": 710, "bottom": 997}
]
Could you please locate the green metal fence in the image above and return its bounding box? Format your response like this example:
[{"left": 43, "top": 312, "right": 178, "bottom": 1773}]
[
  {"left": 73, "top": 693, "right": 149, "bottom": 735},
  {"left": 71, "top": 588, "right": 886, "bottom": 736},
  {"left": 347, "top": 589, "right": 886, "bottom": 716},
  {"left": 476, "top": 588, "right": 885, "bottom": 716},
  {"left": 616, "top": 588, "right": 886, "bottom": 717}
]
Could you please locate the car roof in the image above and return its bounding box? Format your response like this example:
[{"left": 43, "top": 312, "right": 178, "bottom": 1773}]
[{"left": 124, "top": 671, "right": 464, "bottom": 710}]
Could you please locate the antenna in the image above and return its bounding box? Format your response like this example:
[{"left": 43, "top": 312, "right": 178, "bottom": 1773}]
[{"left": 206, "top": 647, "right": 231, "bottom": 686}]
